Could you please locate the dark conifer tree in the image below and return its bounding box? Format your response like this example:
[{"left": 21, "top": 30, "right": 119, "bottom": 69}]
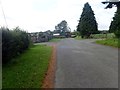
[
  {"left": 77, "top": 2, "right": 98, "bottom": 38},
  {"left": 109, "top": 7, "right": 120, "bottom": 38}
]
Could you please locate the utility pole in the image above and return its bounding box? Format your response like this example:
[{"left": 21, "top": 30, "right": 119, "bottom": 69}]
[{"left": 0, "top": 0, "right": 8, "bottom": 27}]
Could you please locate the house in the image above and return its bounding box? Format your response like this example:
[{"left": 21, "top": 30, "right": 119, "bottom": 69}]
[
  {"left": 28, "top": 30, "right": 53, "bottom": 43},
  {"left": 28, "top": 32, "right": 38, "bottom": 43},
  {"left": 53, "top": 33, "right": 60, "bottom": 38}
]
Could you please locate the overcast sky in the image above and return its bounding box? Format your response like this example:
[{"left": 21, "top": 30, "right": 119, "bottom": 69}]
[{"left": 0, "top": 0, "right": 117, "bottom": 32}]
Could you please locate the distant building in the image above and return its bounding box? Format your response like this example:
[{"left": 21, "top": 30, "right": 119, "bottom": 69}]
[
  {"left": 53, "top": 33, "right": 60, "bottom": 38},
  {"left": 28, "top": 30, "right": 53, "bottom": 43}
]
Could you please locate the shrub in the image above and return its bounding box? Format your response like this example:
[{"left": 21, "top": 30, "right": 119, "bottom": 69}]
[
  {"left": 114, "top": 29, "right": 120, "bottom": 38},
  {"left": 2, "top": 27, "right": 30, "bottom": 64}
]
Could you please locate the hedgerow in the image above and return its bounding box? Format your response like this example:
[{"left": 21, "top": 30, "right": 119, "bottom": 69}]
[{"left": 2, "top": 27, "right": 30, "bottom": 64}]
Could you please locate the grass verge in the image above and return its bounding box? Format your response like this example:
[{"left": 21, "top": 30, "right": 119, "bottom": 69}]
[
  {"left": 2, "top": 45, "right": 52, "bottom": 88},
  {"left": 74, "top": 36, "right": 82, "bottom": 40},
  {"left": 96, "top": 38, "right": 120, "bottom": 48},
  {"left": 49, "top": 38, "right": 62, "bottom": 42},
  {"left": 91, "top": 33, "right": 115, "bottom": 39}
]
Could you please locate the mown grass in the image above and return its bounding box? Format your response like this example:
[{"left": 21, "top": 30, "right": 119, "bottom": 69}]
[
  {"left": 2, "top": 45, "right": 52, "bottom": 88},
  {"left": 49, "top": 38, "right": 62, "bottom": 42},
  {"left": 96, "top": 38, "right": 120, "bottom": 48}
]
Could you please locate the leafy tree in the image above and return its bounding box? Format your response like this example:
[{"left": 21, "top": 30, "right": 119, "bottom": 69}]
[
  {"left": 109, "top": 21, "right": 115, "bottom": 33},
  {"left": 102, "top": 1, "right": 120, "bottom": 38},
  {"left": 54, "top": 20, "right": 71, "bottom": 36},
  {"left": 110, "top": 8, "right": 120, "bottom": 38},
  {"left": 77, "top": 2, "right": 98, "bottom": 38}
]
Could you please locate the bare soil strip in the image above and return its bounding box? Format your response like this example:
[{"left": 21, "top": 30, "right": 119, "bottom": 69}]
[{"left": 42, "top": 44, "right": 57, "bottom": 88}]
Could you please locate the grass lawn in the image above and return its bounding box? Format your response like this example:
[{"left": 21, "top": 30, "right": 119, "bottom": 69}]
[
  {"left": 74, "top": 36, "right": 82, "bottom": 40},
  {"left": 96, "top": 38, "right": 120, "bottom": 48},
  {"left": 49, "top": 38, "right": 62, "bottom": 42},
  {"left": 91, "top": 33, "right": 115, "bottom": 39},
  {"left": 2, "top": 45, "right": 52, "bottom": 88}
]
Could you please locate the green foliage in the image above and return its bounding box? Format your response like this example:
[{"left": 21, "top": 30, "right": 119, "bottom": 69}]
[
  {"left": 71, "top": 31, "right": 80, "bottom": 36},
  {"left": 77, "top": 2, "right": 98, "bottom": 38},
  {"left": 90, "top": 33, "right": 115, "bottom": 39},
  {"left": 109, "top": 21, "right": 116, "bottom": 33},
  {"left": 2, "top": 45, "right": 52, "bottom": 88},
  {"left": 96, "top": 38, "right": 120, "bottom": 48},
  {"left": 74, "top": 36, "right": 82, "bottom": 40},
  {"left": 109, "top": 7, "right": 120, "bottom": 38},
  {"left": 49, "top": 38, "right": 62, "bottom": 42},
  {"left": 54, "top": 20, "right": 71, "bottom": 37},
  {"left": 114, "top": 29, "right": 120, "bottom": 38},
  {"left": 2, "top": 27, "right": 30, "bottom": 64}
]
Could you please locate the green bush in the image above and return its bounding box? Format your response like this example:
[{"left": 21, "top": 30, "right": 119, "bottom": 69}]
[
  {"left": 114, "top": 29, "right": 120, "bottom": 38},
  {"left": 90, "top": 33, "right": 115, "bottom": 39},
  {"left": 2, "top": 27, "right": 30, "bottom": 64}
]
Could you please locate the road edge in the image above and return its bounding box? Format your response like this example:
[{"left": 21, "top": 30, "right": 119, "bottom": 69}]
[{"left": 41, "top": 44, "right": 57, "bottom": 88}]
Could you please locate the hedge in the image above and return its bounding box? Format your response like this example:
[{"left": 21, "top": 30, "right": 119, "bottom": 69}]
[{"left": 2, "top": 27, "right": 30, "bottom": 64}]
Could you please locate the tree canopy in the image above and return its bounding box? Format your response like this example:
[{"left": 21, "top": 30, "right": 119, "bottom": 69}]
[
  {"left": 54, "top": 20, "right": 71, "bottom": 36},
  {"left": 102, "top": 1, "right": 120, "bottom": 38},
  {"left": 110, "top": 7, "right": 120, "bottom": 38},
  {"left": 77, "top": 2, "right": 98, "bottom": 38}
]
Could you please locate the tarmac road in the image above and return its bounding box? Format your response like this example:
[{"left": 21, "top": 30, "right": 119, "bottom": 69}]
[{"left": 55, "top": 38, "right": 118, "bottom": 88}]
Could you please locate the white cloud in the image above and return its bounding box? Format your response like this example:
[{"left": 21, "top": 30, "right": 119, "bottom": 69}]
[{"left": 0, "top": 0, "right": 117, "bottom": 32}]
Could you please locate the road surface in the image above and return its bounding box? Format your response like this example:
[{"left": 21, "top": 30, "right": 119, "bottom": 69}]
[{"left": 55, "top": 38, "right": 118, "bottom": 88}]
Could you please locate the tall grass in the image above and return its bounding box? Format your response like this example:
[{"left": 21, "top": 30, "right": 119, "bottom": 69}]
[
  {"left": 74, "top": 36, "right": 82, "bottom": 40},
  {"left": 96, "top": 38, "right": 120, "bottom": 48},
  {"left": 91, "top": 33, "right": 115, "bottom": 39}
]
